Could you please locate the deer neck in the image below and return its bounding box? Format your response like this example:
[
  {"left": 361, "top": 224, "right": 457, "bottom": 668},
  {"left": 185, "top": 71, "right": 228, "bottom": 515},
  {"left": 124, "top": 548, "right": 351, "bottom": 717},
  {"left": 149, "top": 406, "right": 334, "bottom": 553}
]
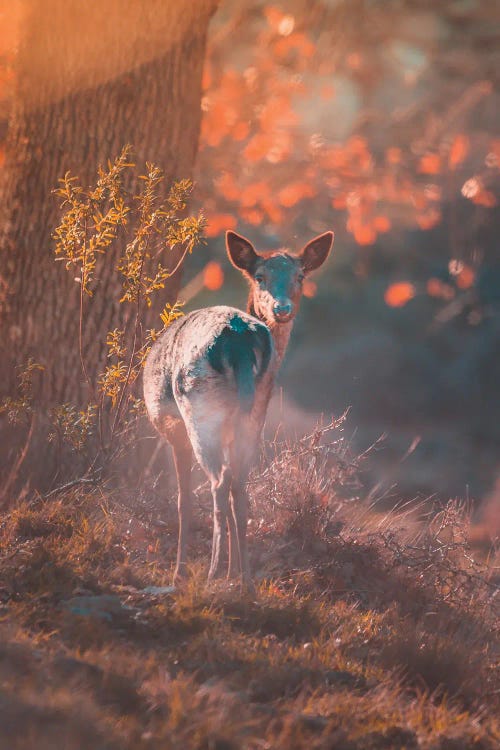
[{"left": 247, "top": 296, "right": 293, "bottom": 365}]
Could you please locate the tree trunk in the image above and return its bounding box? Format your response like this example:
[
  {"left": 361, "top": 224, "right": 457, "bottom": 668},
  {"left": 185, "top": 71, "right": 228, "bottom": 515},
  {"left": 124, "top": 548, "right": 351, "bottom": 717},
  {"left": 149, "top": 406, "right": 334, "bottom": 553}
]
[{"left": 0, "top": 0, "right": 217, "bottom": 405}]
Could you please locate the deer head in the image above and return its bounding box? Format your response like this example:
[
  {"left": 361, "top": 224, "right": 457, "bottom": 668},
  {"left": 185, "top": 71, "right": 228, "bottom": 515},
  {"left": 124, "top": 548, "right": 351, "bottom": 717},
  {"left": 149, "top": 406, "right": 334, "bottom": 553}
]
[{"left": 226, "top": 230, "right": 334, "bottom": 326}]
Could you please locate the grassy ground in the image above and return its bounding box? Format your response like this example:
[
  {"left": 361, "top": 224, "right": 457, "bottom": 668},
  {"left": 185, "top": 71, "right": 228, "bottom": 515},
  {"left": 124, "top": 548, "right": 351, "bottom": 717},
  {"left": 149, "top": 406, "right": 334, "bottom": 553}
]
[{"left": 0, "top": 428, "right": 498, "bottom": 749}]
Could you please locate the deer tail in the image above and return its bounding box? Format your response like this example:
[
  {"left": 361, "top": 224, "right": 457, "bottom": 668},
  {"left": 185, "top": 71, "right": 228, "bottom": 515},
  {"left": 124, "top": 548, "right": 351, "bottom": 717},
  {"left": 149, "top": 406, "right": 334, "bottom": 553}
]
[{"left": 207, "top": 317, "right": 272, "bottom": 414}]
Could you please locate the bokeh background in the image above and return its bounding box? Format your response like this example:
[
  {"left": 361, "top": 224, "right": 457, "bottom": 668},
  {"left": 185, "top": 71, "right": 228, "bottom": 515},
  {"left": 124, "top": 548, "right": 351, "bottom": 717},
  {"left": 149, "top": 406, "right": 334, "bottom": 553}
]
[{"left": 185, "top": 0, "right": 499, "bottom": 509}]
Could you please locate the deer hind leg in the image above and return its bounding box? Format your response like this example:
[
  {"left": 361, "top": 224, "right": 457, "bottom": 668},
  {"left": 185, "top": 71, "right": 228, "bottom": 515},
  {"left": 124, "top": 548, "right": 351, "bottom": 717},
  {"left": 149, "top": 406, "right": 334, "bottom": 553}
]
[
  {"left": 227, "top": 507, "right": 240, "bottom": 579},
  {"left": 171, "top": 424, "right": 193, "bottom": 584},
  {"left": 175, "top": 391, "right": 234, "bottom": 582},
  {"left": 228, "top": 426, "right": 257, "bottom": 585},
  {"left": 153, "top": 416, "right": 193, "bottom": 585},
  {"left": 207, "top": 463, "right": 232, "bottom": 580},
  {"left": 230, "top": 476, "right": 252, "bottom": 588},
  {"left": 185, "top": 421, "right": 232, "bottom": 580}
]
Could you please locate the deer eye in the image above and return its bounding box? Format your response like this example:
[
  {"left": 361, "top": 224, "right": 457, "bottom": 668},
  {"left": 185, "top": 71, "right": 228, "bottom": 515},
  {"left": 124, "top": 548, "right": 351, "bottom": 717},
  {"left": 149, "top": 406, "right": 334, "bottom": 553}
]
[
  {"left": 297, "top": 273, "right": 305, "bottom": 283},
  {"left": 254, "top": 273, "right": 264, "bottom": 284}
]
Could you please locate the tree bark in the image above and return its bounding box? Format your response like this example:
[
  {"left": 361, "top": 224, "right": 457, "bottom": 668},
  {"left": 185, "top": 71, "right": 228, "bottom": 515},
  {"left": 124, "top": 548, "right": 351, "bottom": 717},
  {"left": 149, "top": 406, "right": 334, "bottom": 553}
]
[{"left": 0, "top": 0, "right": 217, "bottom": 405}]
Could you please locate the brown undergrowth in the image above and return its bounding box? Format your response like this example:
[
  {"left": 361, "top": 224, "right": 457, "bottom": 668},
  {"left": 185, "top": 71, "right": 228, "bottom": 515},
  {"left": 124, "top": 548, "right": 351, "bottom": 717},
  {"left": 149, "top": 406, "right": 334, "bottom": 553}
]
[{"left": 0, "top": 425, "right": 498, "bottom": 749}]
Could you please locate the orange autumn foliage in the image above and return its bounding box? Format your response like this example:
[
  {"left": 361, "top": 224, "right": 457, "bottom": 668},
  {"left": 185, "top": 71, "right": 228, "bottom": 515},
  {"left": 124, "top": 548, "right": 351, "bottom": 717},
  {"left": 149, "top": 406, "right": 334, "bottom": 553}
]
[
  {"left": 418, "top": 153, "right": 441, "bottom": 175},
  {"left": 240, "top": 208, "right": 263, "bottom": 225},
  {"left": 427, "top": 278, "right": 455, "bottom": 300},
  {"left": 449, "top": 134, "right": 469, "bottom": 169},
  {"left": 243, "top": 133, "right": 274, "bottom": 163},
  {"left": 201, "top": 101, "right": 233, "bottom": 148},
  {"left": 332, "top": 195, "right": 347, "bottom": 210},
  {"left": 263, "top": 6, "right": 288, "bottom": 30},
  {"left": 203, "top": 261, "right": 224, "bottom": 291},
  {"left": 426, "top": 278, "right": 442, "bottom": 298},
  {"left": 386, "top": 147, "right": 402, "bottom": 165},
  {"left": 193, "top": 1, "right": 496, "bottom": 295},
  {"left": 416, "top": 209, "right": 441, "bottom": 231},
  {"left": 373, "top": 215, "right": 391, "bottom": 233},
  {"left": 278, "top": 181, "right": 315, "bottom": 208},
  {"left": 274, "top": 32, "right": 315, "bottom": 61},
  {"left": 258, "top": 95, "right": 298, "bottom": 132},
  {"left": 205, "top": 213, "right": 237, "bottom": 238},
  {"left": 260, "top": 199, "right": 284, "bottom": 225},
  {"left": 232, "top": 121, "right": 250, "bottom": 141},
  {"left": 352, "top": 224, "right": 377, "bottom": 246},
  {"left": 472, "top": 190, "right": 497, "bottom": 207},
  {"left": 385, "top": 282, "right": 416, "bottom": 307},
  {"left": 455, "top": 264, "right": 475, "bottom": 289},
  {"left": 240, "top": 181, "right": 271, "bottom": 208},
  {"left": 216, "top": 172, "right": 240, "bottom": 202}
]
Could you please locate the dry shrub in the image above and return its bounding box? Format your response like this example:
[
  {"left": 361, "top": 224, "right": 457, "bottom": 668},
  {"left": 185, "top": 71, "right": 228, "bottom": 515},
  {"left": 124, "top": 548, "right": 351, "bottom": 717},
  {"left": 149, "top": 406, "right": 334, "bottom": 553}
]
[
  {"left": 0, "top": 425, "right": 498, "bottom": 749},
  {"left": 250, "top": 424, "right": 498, "bottom": 714},
  {"left": 252, "top": 414, "right": 363, "bottom": 545}
]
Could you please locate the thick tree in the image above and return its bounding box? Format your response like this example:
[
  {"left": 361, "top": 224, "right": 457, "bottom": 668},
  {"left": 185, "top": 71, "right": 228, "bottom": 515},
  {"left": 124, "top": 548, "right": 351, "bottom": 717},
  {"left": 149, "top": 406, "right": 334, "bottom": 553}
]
[{"left": 0, "top": 0, "right": 218, "bottom": 404}]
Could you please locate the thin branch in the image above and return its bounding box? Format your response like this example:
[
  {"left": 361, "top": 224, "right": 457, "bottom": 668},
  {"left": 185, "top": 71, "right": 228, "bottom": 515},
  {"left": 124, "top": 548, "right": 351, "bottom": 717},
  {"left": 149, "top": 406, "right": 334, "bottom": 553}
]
[
  {"left": 0, "top": 414, "right": 37, "bottom": 508},
  {"left": 43, "top": 474, "right": 101, "bottom": 500},
  {"left": 164, "top": 244, "right": 190, "bottom": 282}
]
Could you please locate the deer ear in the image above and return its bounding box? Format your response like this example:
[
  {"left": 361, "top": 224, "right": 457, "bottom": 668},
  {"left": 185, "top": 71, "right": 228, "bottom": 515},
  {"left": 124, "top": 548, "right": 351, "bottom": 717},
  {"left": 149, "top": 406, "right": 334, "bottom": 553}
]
[
  {"left": 226, "top": 231, "right": 259, "bottom": 275},
  {"left": 299, "top": 231, "right": 334, "bottom": 274}
]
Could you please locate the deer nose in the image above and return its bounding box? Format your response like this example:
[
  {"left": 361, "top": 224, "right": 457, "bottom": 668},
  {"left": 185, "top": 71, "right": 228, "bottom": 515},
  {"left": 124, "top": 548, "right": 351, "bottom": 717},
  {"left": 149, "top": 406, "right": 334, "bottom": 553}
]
[{"left": 273, "top": 299, "right": 293, "bottom": 320}]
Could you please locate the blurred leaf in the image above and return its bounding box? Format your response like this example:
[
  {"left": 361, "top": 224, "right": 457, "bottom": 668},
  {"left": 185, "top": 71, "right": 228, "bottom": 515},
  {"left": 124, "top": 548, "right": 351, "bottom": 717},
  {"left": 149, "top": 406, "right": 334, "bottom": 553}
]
[{"left": 384, "top": 282, "right": 416, "bottom": 308}]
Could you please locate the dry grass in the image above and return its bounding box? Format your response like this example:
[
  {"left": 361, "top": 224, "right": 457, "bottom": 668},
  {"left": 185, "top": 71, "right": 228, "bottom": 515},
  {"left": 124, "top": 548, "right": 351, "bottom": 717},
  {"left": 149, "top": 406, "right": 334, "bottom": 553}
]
[{"left": 0, "top": 424, "right": 498, "bottom": 749}]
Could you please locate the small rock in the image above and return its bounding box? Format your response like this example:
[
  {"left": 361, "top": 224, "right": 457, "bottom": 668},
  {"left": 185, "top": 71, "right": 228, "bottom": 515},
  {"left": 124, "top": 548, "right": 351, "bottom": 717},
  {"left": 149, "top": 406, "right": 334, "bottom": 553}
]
[
  {"left": 62, "top": 594, "right": 135, "bottom": 622},
  {"left": 140, "top": 585, "right": 176, "bottom": 596}
]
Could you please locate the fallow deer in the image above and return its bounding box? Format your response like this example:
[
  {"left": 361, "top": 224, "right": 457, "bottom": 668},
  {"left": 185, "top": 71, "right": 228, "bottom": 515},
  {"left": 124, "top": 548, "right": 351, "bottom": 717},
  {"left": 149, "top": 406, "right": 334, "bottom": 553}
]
[{"left": 143, "top": 230, "right": 334, "bottom": 587}]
